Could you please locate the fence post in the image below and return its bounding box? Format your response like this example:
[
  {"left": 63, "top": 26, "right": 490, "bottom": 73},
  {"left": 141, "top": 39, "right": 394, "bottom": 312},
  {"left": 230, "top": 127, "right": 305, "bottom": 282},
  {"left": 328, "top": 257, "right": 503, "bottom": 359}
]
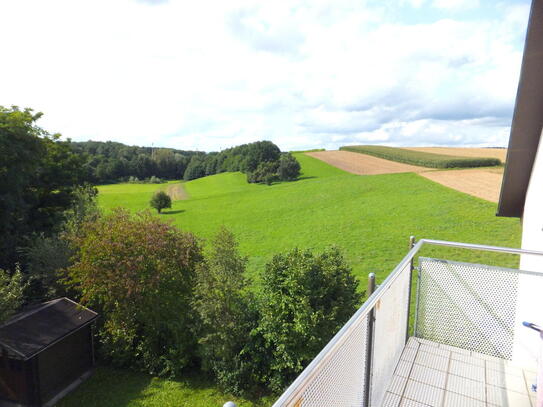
[
  {"left": 405, "top": 236, "right": 416, "bottom": 343},
  {"left": 364, "top": 273, "right": 376, "bottom": 407}
]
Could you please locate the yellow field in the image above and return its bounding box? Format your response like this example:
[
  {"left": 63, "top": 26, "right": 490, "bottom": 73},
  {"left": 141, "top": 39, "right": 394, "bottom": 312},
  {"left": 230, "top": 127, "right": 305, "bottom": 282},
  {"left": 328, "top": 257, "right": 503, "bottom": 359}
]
[
  {"left": 404, "top": 147, "right": 507, "bottom": 162},
  {"left": 308, "top": 149, "right": 505, "bottom": 202}
]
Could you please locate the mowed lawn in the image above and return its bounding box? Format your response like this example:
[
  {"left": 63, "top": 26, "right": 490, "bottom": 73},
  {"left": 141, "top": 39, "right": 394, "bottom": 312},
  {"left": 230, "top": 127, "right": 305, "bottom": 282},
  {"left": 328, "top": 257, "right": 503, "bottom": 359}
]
[
  {"left": 58, "top": 367, "right": 273, "bottom": 407},
  {"left": 99, "top": 153, "right": 521, "bottom": 285}
]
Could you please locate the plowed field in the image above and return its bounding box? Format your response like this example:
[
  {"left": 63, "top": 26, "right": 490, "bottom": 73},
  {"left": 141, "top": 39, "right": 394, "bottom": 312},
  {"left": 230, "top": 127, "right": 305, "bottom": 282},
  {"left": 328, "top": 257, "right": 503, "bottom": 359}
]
[
  {"left": 305, "top": 150, "right": 426, "bottom": 175},
  {"left": 419, "top": 168, "right": 503, "bottom": 203}
]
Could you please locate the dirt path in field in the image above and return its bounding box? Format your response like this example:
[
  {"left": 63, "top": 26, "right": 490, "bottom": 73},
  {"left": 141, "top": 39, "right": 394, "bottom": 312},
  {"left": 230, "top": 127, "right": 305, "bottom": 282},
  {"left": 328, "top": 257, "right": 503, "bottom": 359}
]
[
  {"left": 165, "top": 183, "right": 188, "bottom": 200},
  {"left": 306, "top": 150, "right": 426, "bottom": 175},
  {"left": 404, "top": 147, "right": 507, "bottom": 162},
  {"left": 419, "top": 168, "right": 504, "bottom": 203}
]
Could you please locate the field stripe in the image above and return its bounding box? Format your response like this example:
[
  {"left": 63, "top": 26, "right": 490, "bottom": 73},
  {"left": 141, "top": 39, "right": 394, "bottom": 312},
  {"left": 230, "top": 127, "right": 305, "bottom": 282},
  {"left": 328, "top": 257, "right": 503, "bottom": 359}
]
[{"left": 305, "top": 150, "right": 426, "bottom": 175}]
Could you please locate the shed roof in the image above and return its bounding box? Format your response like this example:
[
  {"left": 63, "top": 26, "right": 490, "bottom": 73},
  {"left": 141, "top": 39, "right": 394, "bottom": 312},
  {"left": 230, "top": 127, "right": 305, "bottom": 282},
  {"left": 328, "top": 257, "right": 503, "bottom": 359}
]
[
  {"left": 0, "top": 298, "right": 97, "bottom": 360},
  {"left": 497, "top": 0, "right": 543, "bottom": 217}
]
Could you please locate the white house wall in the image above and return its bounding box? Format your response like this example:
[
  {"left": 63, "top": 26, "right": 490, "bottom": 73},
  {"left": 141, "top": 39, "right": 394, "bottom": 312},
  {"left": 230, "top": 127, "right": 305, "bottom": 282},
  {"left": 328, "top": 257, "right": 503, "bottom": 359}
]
[{"left": 515, "top": 129, "right": 543, "bottom": 366}]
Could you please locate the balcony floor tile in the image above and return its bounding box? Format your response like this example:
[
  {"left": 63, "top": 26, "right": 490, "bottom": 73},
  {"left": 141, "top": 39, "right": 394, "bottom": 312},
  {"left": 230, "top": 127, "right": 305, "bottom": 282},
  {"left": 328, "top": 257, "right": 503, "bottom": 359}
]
[{"left": 380, "top": 337, "right": 537, "bottom": 407}]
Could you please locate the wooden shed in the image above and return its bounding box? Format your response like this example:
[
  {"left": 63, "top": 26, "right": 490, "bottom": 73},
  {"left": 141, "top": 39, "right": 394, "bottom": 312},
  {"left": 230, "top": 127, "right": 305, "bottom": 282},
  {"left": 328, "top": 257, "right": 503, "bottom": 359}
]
[{"left": 0, "top": 298, "right": 98, "bottom": 407}]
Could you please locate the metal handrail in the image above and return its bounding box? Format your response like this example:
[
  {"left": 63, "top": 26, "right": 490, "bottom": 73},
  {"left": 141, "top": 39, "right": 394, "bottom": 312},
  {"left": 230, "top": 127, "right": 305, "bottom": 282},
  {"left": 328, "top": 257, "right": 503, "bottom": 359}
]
[{"left": 272, "top": 238, "right": 543, "bottom": 407}]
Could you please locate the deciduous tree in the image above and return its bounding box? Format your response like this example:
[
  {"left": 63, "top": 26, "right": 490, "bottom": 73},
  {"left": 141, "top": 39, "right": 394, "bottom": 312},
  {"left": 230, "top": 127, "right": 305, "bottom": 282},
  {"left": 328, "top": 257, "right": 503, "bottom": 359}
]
[
  {"left": 193, "top": 227, "right": 258, "bottom": 394},
  {"left": 64, "top": 209, "right": 204, "bottom": 376},
  {"left": 150, "top": 191, "right": 172, "bottom": 213},
  {"left": 0, "top": 106, "right": 84, "bottom": 270},
  {"left": 258, "top": 247, "right": 361, "bottom": 392}
]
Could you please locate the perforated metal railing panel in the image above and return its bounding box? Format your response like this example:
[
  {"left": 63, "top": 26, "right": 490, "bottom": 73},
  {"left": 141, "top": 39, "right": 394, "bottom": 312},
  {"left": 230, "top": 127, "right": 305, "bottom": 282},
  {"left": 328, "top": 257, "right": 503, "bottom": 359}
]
[
  {"left": 415, "top": 258, "right": 519, "bottom": 360},
  {"left": 293, "top": 315, "right": 368, "bottom": 406},
  {"left": 371, "top": 262, "right": 411, "bottom": 406}
]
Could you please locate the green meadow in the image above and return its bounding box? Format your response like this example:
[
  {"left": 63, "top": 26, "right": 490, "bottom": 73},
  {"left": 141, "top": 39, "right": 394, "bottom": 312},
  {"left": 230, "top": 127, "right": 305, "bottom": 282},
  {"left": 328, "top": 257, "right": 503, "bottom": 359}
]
[
  {"left": 62, "top": 152, "right": 522, "bottom": 407},
  {"left": 98, "top": 153, "right": 521, "bottom": 286}
]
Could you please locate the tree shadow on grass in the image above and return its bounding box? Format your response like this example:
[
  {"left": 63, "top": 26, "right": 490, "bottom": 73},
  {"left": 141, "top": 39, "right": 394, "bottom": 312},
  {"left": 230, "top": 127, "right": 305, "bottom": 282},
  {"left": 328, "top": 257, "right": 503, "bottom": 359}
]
[
  {"left": 161, "top": 209, "right": 185, "bottom": 215},
  {"left": 297, "top": 176, "right": 316, "bottom": 181}
]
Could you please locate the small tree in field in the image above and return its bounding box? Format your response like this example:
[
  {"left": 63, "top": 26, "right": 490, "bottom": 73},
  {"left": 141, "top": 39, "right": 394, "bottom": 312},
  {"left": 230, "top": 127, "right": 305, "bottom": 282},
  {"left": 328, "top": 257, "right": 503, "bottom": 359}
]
[{"left": 150, "top": 191, "right": 171, "bottom": 213}]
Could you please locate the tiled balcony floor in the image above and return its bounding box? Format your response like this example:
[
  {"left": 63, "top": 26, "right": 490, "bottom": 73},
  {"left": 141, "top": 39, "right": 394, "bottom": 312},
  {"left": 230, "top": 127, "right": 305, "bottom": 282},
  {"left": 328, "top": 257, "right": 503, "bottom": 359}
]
[{"left": 381, "top": 337, "right": 538, "bottom": 407}]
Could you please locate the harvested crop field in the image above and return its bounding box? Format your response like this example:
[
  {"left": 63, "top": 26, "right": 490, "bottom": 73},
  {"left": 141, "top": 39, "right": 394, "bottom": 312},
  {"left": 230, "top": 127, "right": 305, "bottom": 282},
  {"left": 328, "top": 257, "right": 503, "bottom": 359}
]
[
  {"left": 305, "top": 150, "right": 426, "bottom": 175},
  {"left": 419, "top": 167, "right": 504, "bottom": 203},
  {"left": 405, "top": 147, "right": 507, "bottom": 162}
]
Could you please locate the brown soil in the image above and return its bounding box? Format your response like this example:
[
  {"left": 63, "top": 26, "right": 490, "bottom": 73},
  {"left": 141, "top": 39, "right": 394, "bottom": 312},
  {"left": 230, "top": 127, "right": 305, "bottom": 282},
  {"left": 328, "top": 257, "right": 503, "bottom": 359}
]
[
  {"left": 307, "top": 150, "right": 504, "bottom": 202},
  {"left": 404, "top": 147, "right": 507, "bottom": 162},
  {"left": 419, "top": 168, "right": 504, "bottom": 203},
  {"left": 306, "top": 151, "right": 426, "bottom": 175},
  {"left": 165, "top": 183, "right": 188, "bottom": 200}
]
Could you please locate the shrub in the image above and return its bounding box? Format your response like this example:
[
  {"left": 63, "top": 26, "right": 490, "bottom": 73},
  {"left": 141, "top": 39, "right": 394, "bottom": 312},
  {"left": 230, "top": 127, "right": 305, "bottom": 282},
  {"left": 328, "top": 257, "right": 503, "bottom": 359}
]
[
  {"left": 150, "top": 191, "right": 172, "bottom": 213},
  {"left": 258, "top": 247, "right": 362, "bottom": 392},
  {"left": 193, "top": 227, "right": 260, "bottom": 395},
  {"left": 148, "top": 175, "right": 163, "bottom": 184},
  {"left": 64, "top": 209, "right": 204, "bottom": 376},
  {"left": 277, "top": 153, "right": 301, "bottom": 181},
  {"left": 247, "top": 161, "right": 279, "bottom": 185},
  {"left": 24, "top": 185, "right": 99, "bottom": 303},
  {"left": 340, "top": 145, "right": 501, "bottom": 168},
  {"left": 24, "top": 235, "right": 71, "bottom": 302},
  {"left": 0, "top": 265, "right": 25, "bottom": 323}
]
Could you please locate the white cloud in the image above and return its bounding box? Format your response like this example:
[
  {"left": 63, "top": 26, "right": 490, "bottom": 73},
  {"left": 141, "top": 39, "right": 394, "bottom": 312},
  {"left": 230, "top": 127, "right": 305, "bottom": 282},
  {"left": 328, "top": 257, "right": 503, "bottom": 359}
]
[
  {"left": 0, "top": 0, "right": 531, "bottom": 151},
  {"left": 432, "top": 0, "right": 479, "bottom": 10}
]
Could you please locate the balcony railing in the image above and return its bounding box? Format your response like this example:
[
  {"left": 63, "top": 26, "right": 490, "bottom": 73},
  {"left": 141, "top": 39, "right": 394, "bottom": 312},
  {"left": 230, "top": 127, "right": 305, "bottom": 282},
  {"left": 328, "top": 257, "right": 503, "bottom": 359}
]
[{"left": 272, "top": 238, "right": 543, "bottom": 407}]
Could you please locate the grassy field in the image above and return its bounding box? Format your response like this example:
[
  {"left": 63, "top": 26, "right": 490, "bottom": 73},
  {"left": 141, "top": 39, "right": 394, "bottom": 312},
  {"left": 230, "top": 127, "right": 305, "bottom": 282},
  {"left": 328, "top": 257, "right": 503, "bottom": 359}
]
[
  {"left": 99, "top": 153, "right": 520, "bottom": 285},
  {"left": 340, "top": 145, "right": 501, "bottom": 168},
  {"left": 77, "top": 153, "right": 522, "bottom": 406},
  {"left": 58, "top": 367, "right": 273, "bottom": 407}
]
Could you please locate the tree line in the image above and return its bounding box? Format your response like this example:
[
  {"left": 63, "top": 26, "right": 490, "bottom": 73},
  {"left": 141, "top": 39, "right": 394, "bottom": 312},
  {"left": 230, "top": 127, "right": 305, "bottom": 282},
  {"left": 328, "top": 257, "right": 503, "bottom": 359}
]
[
  {"left": 73, "top": 139, "right": 300, "bottom": 185},
  {"left": 71, "top": 140, "right": 201, "bottom": 183}
]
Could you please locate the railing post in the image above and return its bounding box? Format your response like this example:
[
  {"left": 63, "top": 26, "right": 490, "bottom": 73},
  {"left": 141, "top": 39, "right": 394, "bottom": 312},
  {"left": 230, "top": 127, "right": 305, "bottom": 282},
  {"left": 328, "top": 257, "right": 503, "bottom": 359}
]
[
  {"left": 405, "top": 236, "right": 416, "bottom": 343},
  {"left": 364, "top": 273, "right": 376, "bottom": 407}
]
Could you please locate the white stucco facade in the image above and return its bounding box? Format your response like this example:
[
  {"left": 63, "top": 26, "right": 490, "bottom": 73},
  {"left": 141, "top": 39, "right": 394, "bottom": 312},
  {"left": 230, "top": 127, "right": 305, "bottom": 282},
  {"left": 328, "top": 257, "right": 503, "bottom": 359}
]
[{"left": 513, "top": 130, "right": 543, "bottom": 366}]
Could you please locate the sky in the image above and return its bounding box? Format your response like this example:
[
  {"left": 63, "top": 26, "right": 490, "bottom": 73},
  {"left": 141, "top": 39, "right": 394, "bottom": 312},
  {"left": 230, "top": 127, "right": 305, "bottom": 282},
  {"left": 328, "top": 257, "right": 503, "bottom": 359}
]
[{"left": 0, "top": 0, "right": 531, "bottom": 152}]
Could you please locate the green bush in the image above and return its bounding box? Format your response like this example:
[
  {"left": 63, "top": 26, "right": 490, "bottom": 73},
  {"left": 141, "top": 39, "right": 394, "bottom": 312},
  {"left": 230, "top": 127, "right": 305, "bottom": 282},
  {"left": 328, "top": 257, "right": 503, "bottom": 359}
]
[
  {"left": 24, "top": 235, "right": 71, "bottom": 302},
  {"left": 150, "top": 191, "right": 172, "bottom": 213},
  {"left": 193, "top": 227, "right": 261, "bottom": 395},
  {"left": 247, "top": 161, "right": 279, "bottom": 185},
  {"left": 64, "top": 209, "right": 204, "bottom": 377},
  {"left": 23, "top": 185, "right": 99, "bottom": 303},
  {"left": 0, "top": 265, "right": 25, "bottom": 323},
  {"left": 258, "top": 247, "right": 362, "bottom": 392},
  {"left": 277, "top": 153, "right": 301, "bottom": 181},
  {"left": 340, "top": 145, "right": 501, "bottom": 168}
]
